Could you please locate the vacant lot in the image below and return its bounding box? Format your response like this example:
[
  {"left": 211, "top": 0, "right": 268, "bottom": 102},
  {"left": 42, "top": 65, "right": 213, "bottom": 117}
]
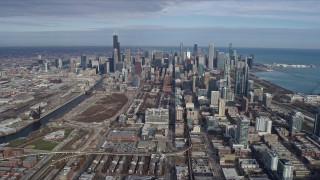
[{"left": 77, "top": 93, "right": 128, "bottom": 122}]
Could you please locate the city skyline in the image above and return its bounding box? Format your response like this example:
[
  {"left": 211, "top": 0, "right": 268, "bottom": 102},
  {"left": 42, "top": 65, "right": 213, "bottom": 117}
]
[{"left": 0, "top": 0, "right": 320, "bottom": 48}]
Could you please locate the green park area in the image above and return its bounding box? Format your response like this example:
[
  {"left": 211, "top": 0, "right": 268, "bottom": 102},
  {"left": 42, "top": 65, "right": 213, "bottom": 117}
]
[
  {"left": 7, "top": 138, "right": 26, "bottom": 147},
  {"left": 26, "top": 139, "right": 58, "bottom": 151},
  {"left": 64, "top": 128, "right": 73, "bottom": 139}
]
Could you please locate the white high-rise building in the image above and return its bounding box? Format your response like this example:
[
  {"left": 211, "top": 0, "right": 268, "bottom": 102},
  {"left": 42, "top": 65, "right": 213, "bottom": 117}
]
[
  {"left": 208, "top": 44, "right": 214, "bottom": 69},
  {"left": 44, "top": 62, "right": 48, "bottom": 72},
  {"left": 186, "top": 49, "right": 191, "bottom": 59},
  {"left": 255, "top": 116, "right": 272, "bottom": 135},
  {"left": 218, "top": 98, "right": 226, "bottom": 117},
  {"left": 58, "top": 59, "right": 63, "bottom": 69},
  {"left": 211, "top": 91, "right": 220, "bottom": 106}
]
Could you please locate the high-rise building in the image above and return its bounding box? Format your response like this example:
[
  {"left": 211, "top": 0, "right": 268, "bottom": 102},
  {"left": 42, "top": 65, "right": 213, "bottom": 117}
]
[
  {"left": 111, "top": 31, "right": 121, "bottom": 72},
  {"left": 290, "top": 111, "right": 303, "bottom": 133},
  {"left": 198, "top": 56, "right": 205, "bottom": 68},
  {"left": 242, "top": 96, "right": 249, "bottom": 112},
  {"left": 113, "top": 48, "right": 118, "bottom": 72},
  {"left": 193, "top": 43, "right": 198, "bottom": 57},
  {"left": 234, "top": 69, "right": 241, "bottom": 96},
  {"left": 44, "top": 62, "right": 48, "bottom": 72},
  {"left": 243, "top": 64, "right": 249, "bottom": 97},
  {"left": 217, "top": 52, "right": 225, "bottom": 69},
  {"left": 218, "top": 98, "right": 226, "bottom": 117},
  {"left": 248, "top": 54, "right": 254, "bottom": 68},
  {"left": 313, "top": 110, "right": 320, "bottom": 139},
  {"left": 265, "top": 150, "right": 278, "bottom": 171},
  {"left": 208, "top": 44, "right": 214, "bottom": 69},
  {"left": 192, "top": 75, "right": 197, "bottom": 93},
  {"left": 255, "top": 116, "right": 272, "bottom": 135},
  {"left": 253, "top": 88, "right": 264, "bottom": 101},
  {"left": 58, "top": 59, "right": 63, "bottom": 69},
  {"left": 179, "top": 42, "right": 183, "bottom": 59},
  {"left": 113, "top": 32, "right": 118, "bottom": 50},
  {"left": 186, "top": 48, "right": 191, "bottom": 59},
  {"left": 263, "top": 93, "right": 272, "bottom": 107},
  {"left": 229, "top": 43, "right": 233, "bottom": 55},
  {"left": 248, "top": 91, "right": 254, "bottom": 103},
  {"left": 135, "top": 60, "right": 142, "bottom": 75},
  {"left": 277, "top": 159, "right": 294, "bottom": 180},
  {"left": 236, "top": 115, "right": 249, "bottom": 147},
  {"left": 211, "top": 91, "right": 220, "bottom": 107},
  {"left": 113, "top": 31, "right": 121, "bottom": 61},
  {"left": 207, "top": 77, "right": 217, "bottom": 99},
  {"left": 225, "top": 87, "right": 235, "bottom": 102},
  {"left": 198, "top": 64, "right": 204, "bottom": 78},
  {"left": 107, "top": 57, "right": 112, "bottom": 73},
  {"left": 123, "top": 49, "right": 131, "bottom": 62},
  {"left": 81, "top": 55, "right": 87, "bottom": 70}
]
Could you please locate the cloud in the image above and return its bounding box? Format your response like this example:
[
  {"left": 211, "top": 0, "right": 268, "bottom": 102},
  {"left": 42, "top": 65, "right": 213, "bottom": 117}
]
[
  {"left": 0, "top": 0, "right": 166, "bottom": 18},
  {"left": 161, "top": 0, "right": 320, "bottom": 21},
  {"left": 0, "top": 0, "right": 319, "bottom": 33}
]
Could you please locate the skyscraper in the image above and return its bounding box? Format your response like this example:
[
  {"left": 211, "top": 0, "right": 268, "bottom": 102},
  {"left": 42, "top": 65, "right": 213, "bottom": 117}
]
[
  {"left": 211, "top": 91, "right": 220, "bottom": 107},
  {"left": 208, "top": 44, "right": 214, "bottom": 69},
  {"left": 290, "top": 111, "right": 303, "bottom": 133},
  {"left": 234, "top": 69, "right": 241, "bottom": 96},
  {"left": 243, "top": 64, "right": 249, "bottom": 97},
  {"left": 218, "top": 98, "right": 226, "bottom": 117},
  {"left": 217, "top": 52, "right": 225, "bottom": 69},
  {"left": 44, "top": 62, "right": 48, "bottom": 72},
  {"left": 179, "top": 42, "right": 183, "bottom": 59},
  {"left": 229, "top": 43, "right": 233, "bottom": 55},
  {"left": 113, "top": 31, "right": 120, "bottom": 59},
  {"left": 236, "top": 115, "right": 249, "bottom": 147},
  {"left": 111, "top": 31, "right": 121, "bottom": 72},
  {"left": 207, "top": 77, "right": 217, "bottom": 99},
  {"left": 113, "top": 48, "right": 118, "bottom": 72},
  {"left": 193, "top": 43, "right": 198, "bottom": 57},
  {"left": 135, "top": 60, "right": 142, "bottom": 75},
  {"left": 313, "top": 110, "right": 320, "bottom": 139},
  {"left": 58, "top": 59, "right": 63, "bottom": 69},
  {"left": 81, "top": 55, "right": 87, "bottom": 70}
]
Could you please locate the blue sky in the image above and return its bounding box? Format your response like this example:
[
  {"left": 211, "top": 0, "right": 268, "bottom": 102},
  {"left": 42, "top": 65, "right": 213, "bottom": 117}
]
[{"left": 0, "top": 0, "right": 320, "bottom": 48}]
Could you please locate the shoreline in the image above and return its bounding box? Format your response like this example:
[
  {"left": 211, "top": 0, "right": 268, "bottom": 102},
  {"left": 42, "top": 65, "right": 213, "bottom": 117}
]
[
  {"left": 250, "top": 69, "right": 293, "bottom": 95},
  {"left": 251, "top": 66, "right": 319, "bottom": 95}
]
